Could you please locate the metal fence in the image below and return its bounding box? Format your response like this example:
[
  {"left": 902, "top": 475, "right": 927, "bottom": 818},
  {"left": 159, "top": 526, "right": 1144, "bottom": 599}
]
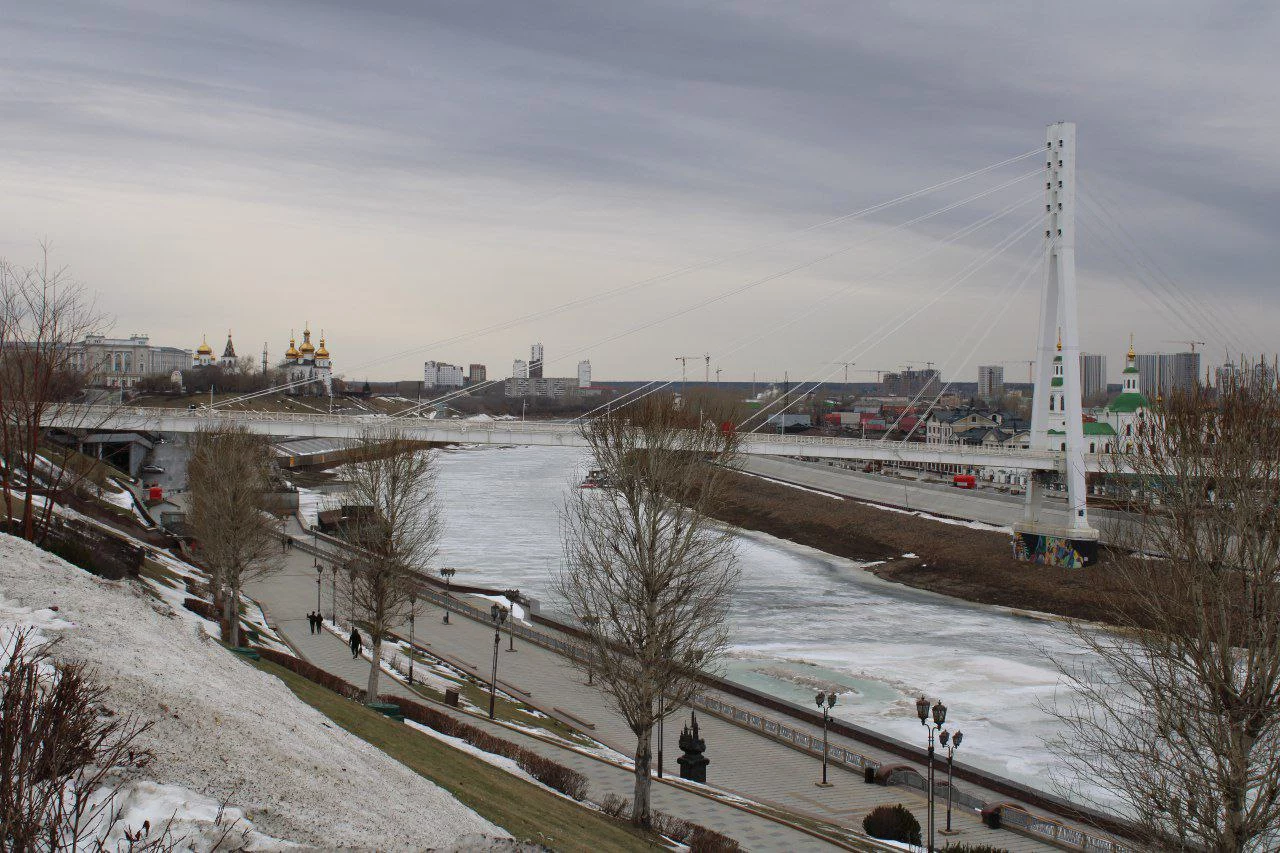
[{"left": 298, "top": 530, "right": 1132, "bottom": 853}]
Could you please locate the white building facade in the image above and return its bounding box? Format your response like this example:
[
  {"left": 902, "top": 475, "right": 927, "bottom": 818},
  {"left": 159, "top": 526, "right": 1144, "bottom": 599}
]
[
  {"left": 577, "top": 359, "right": 591, "bottom": 389},
  {"left": 423, "top": 360, "right": 465, "bottom": 388}
]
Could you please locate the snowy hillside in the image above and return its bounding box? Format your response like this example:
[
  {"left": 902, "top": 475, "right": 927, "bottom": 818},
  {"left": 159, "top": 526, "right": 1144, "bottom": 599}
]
[{"left": 0, "top": 534, "right": 505, "bottom": 851}]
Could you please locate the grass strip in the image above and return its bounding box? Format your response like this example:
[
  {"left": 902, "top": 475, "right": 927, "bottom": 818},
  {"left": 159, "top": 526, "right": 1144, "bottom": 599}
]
[{"left": 252, "top": 656, "right": 661, "bottom": 852}]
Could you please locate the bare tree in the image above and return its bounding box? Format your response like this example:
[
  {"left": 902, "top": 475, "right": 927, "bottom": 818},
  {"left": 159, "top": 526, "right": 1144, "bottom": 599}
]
[
  {"left": 556, "top": 394, "right": 740, "bottom": 828},
  {"left": 0, "top": 630, "right": 154, "bottom": 850},
  {"left": 186, "top": 423, "right": 279, "bottom": 647},
  {"left": 340, "top": 428, "right": 441, "bottom": 702},
  {"left": 1051, "top": 370, "right": 1280, "bottom": 851},
  {"left": 0, "top": 245, "right": 108, "bottom": 543}
]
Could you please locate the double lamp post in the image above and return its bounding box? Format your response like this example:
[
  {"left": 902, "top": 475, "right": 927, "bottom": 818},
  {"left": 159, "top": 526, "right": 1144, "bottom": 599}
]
[{"left": 917, "top": 695, "right": 963, "bottom": 850}]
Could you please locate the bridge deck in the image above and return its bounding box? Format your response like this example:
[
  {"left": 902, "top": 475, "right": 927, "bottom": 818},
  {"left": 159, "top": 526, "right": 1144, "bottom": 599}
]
[{"left": 48, "top": 405, "right": 1108, "bottom": 472}]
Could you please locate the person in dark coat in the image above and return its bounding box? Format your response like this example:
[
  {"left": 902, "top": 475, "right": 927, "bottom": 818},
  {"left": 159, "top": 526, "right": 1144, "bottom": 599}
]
[{"left": 349, "top": 627, "right": 362, "bottom": 659}]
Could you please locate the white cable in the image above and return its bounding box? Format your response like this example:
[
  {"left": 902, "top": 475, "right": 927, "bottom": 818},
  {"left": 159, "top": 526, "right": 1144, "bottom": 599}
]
[
  {"left": 738, "top": 213, "right": 1045, "bottom": 431},
  {"left": 212, "top": 149, "right": 1044, "bottom": 408},
  {"left": 388, "top": 167, "right": 1044, "bottom": 422},
  {"left": 572, "top": 187, "right": 1043, "bottom": 423}
]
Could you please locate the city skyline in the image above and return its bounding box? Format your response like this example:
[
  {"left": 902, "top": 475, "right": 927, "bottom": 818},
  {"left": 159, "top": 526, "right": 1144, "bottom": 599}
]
[{"left": 2, "top": 3, "right": 1276, "bottom": 381}]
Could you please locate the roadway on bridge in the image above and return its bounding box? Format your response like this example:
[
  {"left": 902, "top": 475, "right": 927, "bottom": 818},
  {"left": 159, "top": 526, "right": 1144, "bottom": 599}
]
[{"left": 736, "top": 456, "right": 1137, "bottom": 545}]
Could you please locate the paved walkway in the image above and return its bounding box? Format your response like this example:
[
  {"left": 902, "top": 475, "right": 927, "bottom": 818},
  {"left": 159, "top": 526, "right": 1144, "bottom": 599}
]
[
  {"left": 248, "top": 537, "right": 837, "bottom": 852},
  {"left": 251, "top": 518, "right": 1071, "bottom": 852}
]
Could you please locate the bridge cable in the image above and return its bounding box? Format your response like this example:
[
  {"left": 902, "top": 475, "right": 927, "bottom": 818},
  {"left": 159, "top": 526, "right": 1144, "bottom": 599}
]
[
  {"left": 378, "top": 168, "right": 1045, "bottom": 422},
  {"left": 212, "top": 149, "right": 1043, "bottom": 408},
  {"left": 570, "top": 188, "right": 1044, "bottom": 423},
  {"left": 736, "top": 213, "right": 1045, "bottom": 432}
]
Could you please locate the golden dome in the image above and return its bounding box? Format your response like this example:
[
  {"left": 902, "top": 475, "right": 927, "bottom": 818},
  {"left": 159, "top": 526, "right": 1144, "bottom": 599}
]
[
  {"left": 285, "top": 332, "right": 300, "bottom": 359},
  {"left": 1056, "top": 328, "right": 1062, "bottom": 352},
  {"left": 298, "top": 325, "right": 315, "bottom": 355},
  {"left": 1127, "top": 333, "right": 1136, "bottom": 361},
  {"left": 315, "top": 332, "right": 329, "bottom": 359},
  {"left": 196, "top": 334, "right": 213, "bottom": 355}
]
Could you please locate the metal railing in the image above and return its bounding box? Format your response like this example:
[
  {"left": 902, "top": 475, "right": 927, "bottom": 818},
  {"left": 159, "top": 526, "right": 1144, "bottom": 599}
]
[
  {"left": 51, "top": 404, "right": 1085, "bottom": 468},
  {"left": 997, "top": 805, "right": 1134, "bottom": 852}
]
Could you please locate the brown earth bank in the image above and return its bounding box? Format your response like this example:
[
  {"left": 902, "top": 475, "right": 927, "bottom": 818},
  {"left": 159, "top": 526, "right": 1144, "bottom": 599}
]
[{"left": 711, "top": 470, "right": 1137, "bottom": 625}]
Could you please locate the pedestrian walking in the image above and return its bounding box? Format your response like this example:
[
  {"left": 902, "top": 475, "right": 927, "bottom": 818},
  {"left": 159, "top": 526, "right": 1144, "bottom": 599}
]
[
  {"left": 349, "top": 627, "right": 362, "bottom": 659},
  {"left": 308, "top": 612, "right": 318, "bottom": 634}
]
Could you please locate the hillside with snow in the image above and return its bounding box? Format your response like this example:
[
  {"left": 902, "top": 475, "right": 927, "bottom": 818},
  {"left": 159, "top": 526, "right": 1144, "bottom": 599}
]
[{"left": 0, "top": 533, "right": 505, "bottom": 851}]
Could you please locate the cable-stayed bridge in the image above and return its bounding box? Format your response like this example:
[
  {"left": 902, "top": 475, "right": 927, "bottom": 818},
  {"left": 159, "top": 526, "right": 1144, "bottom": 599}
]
[
  {"left": 56, "top": 121, "right": 1249, "bottom": 567},
  {"left": 45, "top": 403, "right": 1097, "bottom": 471}
]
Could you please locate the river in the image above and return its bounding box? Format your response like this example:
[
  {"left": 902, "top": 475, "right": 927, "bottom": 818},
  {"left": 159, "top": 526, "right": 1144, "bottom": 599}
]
[{"left": 415, "top": 443, "right": 1087, "bottom": 793}]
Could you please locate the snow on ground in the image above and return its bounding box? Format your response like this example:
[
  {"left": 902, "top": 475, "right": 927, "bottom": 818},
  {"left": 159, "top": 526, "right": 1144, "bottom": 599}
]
[
  {"left": 736, "top": 469, "right": 845, "bottom": 500},
  {"left": 0, "top": 534, "right": 504, "bottom": 850},
  {"left": 858, "top": 500, "right": 1012, "bottom": 533}
]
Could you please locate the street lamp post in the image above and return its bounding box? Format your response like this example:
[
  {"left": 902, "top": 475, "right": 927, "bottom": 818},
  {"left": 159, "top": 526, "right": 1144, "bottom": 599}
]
[
  {"left": 407, "top": 591, "right": 417, "bottom": 685},
  {"left": 348, "top": 566, "right": 357, "bottom": 626},
  {"left": 503, "top": 588, "right": 521, "bottom": 652},
  {"left": 488, "top": 603, "right": 508, "bottom": 720},
  {"left": 329, "top": 565, "right": 338, "bottom": 623},
  {"left": 816, "top": 691, "right": 837, "bottom": 787},
  {"left": 657, "top": 693, "right": 665, "bottom": 778},
  {"left": 939, "top": 729, "right": 963, "bottom": 835},
  {"left": 581, "top": 614, "right": 597, "bottom": 685},
  {"left": 440, "top": 567, "right": 455, "bottom": 624},
  {"left": 916, "top": 696, "right": 947, "bottom": 853},
  {"left": 314, "top": 561, "right": 323, "bottom": 613}
]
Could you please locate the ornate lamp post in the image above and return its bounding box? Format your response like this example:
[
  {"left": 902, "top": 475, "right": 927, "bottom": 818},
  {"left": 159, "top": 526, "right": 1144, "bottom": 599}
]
[
  {"left": 816, "top": 691, "right": 837, "bottom": 787},
  {"left": 916, "top": 696, "right": 947, "bottom": 853},
  {"left": 407, "top": 591, "right": 417, "bottom": 685},
  {"left": 503, "top": 589, "right": 521, "bottom": 652},
  {"left": 488, "top": 603, "right": 508, "bottom": 720},
  {"left": 939, "top": 729, "right": 964, "bottom": 835},
  {"left": 440, "top": 567, "right": 456, "bottom": 624},
  {"left": 314, "top": 561, "right": 323, "bottom": 613}
]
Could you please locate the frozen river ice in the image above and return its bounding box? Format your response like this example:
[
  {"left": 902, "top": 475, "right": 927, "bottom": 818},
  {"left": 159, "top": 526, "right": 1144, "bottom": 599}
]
[{"left": 426, "top": 445, "right": 1085, "bottom": 792}]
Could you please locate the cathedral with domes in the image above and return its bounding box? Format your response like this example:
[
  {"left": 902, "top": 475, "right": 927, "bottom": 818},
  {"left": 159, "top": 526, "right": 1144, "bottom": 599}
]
[{"left": 281, "top": 325, "right": 333, "bottom": 396}]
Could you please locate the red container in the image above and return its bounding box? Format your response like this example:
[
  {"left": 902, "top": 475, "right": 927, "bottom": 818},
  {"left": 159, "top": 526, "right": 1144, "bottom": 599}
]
[
  {"left": 148, "top": 486, "right": 163, "bottom": 501},
  {"left": 952, "top": 474, "right": 976, "bottom": 489}
]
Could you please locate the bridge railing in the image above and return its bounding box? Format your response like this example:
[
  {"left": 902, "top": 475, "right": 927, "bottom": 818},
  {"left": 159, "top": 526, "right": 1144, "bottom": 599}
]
[{"left": 54, "top": 404, "right": 1079, "bottom": 466}]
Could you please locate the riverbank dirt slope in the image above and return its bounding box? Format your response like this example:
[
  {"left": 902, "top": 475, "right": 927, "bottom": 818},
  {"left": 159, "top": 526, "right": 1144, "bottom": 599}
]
[{"left": 712, "top": 471, "right": 1134, "bottom": 623}]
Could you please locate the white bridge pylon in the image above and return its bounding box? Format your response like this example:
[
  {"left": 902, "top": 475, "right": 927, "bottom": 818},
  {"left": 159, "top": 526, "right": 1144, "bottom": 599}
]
[{"left": 47, "top": 405, "right": 1116, "bottom": 472}]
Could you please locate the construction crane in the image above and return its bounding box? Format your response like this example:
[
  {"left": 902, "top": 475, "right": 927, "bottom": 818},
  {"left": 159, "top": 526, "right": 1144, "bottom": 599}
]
[
  {"left": 832, "top": 361, "right": 856, "bottom": 386},
  {"left": 1002, "top": 360, "right": 1035, "bottom": 382},
  {"left": 852, "top": 368, "right": 887, "bottom": 382},
  {"left": 1163, "top": 339, "right": 1206, "bottom": 353},
  {"left": 674, "top": 354, "right": 708, "bottom": 390},
  {"left": 901, "top": 360, "right": 937, "bottom": 372}
]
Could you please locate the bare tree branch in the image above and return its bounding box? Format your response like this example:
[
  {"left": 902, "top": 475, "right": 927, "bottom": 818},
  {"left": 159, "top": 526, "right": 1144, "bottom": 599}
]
[
  {"left": 1050, "top": 365, "right": 1280, "bottom": 851},
  {"left": 555, "top": 393, "right": 741, "bottom": 828}
]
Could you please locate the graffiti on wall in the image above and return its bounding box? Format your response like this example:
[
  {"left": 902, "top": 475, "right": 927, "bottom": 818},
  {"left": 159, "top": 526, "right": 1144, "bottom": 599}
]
[{"left": 1012, "top": 534, "right": 1085, "bottom": 569}]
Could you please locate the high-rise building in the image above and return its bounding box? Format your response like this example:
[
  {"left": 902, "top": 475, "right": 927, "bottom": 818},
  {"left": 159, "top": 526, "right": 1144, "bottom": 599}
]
[
  {"left": 1135, "top": 351, "right": 1200, "bottom": 399},
  {"left": 977, "top": 365, "right": 1004, "bottom": 400},
  {"left": 467, "top": 364, "right": 487, "bottom": 384},
  {"left": 423, "top": 360, "right": 465, "bottom": 388},
  {"left": 577, "top": 359, "right": 591, "bottom": 389},
  {"left": 1080, "top": 353, "right": 1107, "bottom": 401},
  {"left": 529, "top": 342, "right": 544, "bottom": 379},
  {"left": 881, "top": 368, "right": 939, "bottom": 397},
  {"left": 512, "top": 358, "right": 528, "bottom": 379}
]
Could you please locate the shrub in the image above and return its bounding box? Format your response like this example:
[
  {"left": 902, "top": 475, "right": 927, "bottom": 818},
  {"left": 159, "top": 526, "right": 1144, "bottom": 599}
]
[
  {"left": 182, "top": 597, "right": 218, "bottom": 621},
  {"left": 256, "top": 648, "right": 366, "bottom": 701},
  {"left": 863, "top": 803, "right": 922, "bottom": 845},
  {"left": 384, "top": 695, "right": 589, "bottom": 801},
  {"left": 599, "top": 793, "right": 629, "bottom": 819},
  {"left": 687, "top": 826, "right": 741, "bottom": 853}
]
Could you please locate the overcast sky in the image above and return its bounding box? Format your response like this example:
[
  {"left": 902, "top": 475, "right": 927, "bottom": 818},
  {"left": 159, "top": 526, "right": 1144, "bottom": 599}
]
[{"left": 2, "top": 2, "right": 1276, "bottom": 384}]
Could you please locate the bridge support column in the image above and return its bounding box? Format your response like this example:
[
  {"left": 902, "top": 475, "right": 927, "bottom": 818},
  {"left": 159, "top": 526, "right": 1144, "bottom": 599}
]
[{"left": 1013, "top": 121, "right": 1098, "bottom": 568}]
